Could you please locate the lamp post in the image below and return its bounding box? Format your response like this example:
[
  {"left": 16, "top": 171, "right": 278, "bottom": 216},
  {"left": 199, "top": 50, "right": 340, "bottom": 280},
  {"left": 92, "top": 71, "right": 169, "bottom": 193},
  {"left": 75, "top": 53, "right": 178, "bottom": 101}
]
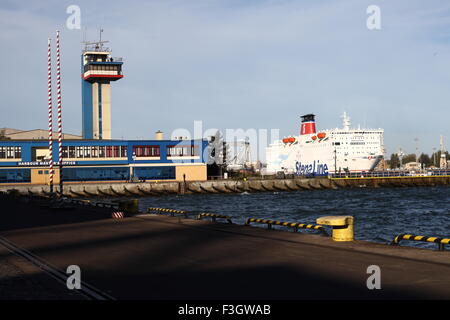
[
  {"left": 433, "top": 147, "right": 436, "bottom": 167},
  {"left": 334, "top": 147, "right": 337, "bottom": 176},
  {"left": 132, "top": 152, "right": 137, "bottom": 182}
]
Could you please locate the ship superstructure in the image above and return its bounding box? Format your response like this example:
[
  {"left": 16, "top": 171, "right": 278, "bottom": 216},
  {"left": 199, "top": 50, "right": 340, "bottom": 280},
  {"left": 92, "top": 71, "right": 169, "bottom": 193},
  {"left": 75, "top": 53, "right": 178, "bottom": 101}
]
[{"left": 266, "top": 113, "right": 384, "bottom": 175}]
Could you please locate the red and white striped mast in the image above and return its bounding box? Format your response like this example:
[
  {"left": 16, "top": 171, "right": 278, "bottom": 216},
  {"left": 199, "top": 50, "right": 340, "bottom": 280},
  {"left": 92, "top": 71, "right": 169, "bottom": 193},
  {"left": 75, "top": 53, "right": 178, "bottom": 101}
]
[
  {"left": 47, "top": 38, "right": 54, "bottom": 193},
  {"left": 56, "top": 30, "right": 64, "bottom": 194}
]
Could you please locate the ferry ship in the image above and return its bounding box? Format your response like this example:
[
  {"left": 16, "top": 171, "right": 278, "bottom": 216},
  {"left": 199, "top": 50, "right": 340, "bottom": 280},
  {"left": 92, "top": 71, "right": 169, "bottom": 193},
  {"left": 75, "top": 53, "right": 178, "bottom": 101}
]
[{"left": 266, "top": 113, "right": 384, "bottom": 176}]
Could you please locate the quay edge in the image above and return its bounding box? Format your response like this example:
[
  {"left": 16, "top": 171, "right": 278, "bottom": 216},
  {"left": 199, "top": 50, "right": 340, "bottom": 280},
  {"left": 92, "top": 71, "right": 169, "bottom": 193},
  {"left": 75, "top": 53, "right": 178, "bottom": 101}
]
[{"left": 0, "top": 175, "right": 449, "bottom": 198}]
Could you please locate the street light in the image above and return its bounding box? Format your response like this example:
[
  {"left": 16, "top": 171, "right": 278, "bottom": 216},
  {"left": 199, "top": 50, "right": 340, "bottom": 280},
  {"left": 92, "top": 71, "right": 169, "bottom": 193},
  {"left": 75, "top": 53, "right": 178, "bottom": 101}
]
[
  {"left": 132, "top": 152, "right": 137, "bottom": 182},
  {"left": 334, "top": 147, "right": 337, "bottom": 177},
  {"left": 433, "top": 147, "right": 436, "bottom": 167}
]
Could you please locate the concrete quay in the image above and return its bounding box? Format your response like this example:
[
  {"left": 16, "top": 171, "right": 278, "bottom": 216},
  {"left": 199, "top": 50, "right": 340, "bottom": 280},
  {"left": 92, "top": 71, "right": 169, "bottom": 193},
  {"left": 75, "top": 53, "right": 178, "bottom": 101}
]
[
  {"left": 0, "top": 175, "right": 449, "bottom": 198},
  {"left": 0, "top": 195, "right": 449, "bottom": 300}
]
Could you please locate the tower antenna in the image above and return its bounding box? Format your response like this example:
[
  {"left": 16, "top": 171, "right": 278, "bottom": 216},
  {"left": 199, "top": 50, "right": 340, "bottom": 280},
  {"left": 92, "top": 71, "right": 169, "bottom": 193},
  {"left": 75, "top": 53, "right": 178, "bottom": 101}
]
[{"left": 82, "top": 26, "right": 87, "bottom": 43}]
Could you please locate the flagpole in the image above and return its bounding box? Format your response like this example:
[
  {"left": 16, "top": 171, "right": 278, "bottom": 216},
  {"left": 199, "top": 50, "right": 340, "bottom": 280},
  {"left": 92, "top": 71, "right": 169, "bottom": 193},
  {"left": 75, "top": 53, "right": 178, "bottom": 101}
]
[
  {"left": 56, "top": 30, "right": 64, "bottom": 195},
  {"left": 47, "top": 38, "right": 54, "bottom": 194}
]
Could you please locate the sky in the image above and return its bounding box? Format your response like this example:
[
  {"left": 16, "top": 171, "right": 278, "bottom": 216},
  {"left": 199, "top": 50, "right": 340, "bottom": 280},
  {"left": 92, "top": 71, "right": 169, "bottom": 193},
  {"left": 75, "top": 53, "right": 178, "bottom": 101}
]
[{"left": 1, "top": 0, "right": 450, "bottom": 159}]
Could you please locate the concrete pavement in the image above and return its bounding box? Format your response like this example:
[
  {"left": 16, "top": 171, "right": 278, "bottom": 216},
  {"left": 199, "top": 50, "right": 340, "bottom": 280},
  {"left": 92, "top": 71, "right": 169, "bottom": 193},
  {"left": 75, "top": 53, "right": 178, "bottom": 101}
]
[{"left": 0, "top": 195, "right": 449, "bottom": 299}]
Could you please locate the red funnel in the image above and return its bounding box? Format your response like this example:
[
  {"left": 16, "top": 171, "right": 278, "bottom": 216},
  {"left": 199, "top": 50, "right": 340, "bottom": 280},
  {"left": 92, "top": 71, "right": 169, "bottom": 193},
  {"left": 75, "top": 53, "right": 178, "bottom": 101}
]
[{"left": 300, "top": 114, "right": 316, "bottom": 135}]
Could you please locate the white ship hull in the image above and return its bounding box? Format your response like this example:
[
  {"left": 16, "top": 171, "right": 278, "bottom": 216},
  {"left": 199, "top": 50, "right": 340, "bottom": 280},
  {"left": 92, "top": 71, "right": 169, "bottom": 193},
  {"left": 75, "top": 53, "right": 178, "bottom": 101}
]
[{"left": 266, "top": 113, "right": 384, "bottom": 176}]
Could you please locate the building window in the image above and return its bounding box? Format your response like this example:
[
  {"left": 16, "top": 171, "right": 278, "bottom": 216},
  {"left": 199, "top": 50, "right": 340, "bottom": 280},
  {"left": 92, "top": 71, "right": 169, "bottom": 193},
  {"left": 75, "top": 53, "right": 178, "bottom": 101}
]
[
  {"left": 2, "top": 146, "right": 21, "bottom": 159},
  {"left": 133, "top": 146, "right": 160, "bottom": 157},
  {"left": 113, "top": 146, "right": 120, "bottom": 158},
  {"left": 84, "top": 146, "right": 91, "bottom": 158},
  {"left": 62, "top": 146, "right": 68, "bottom": 158},
  {"left": 62, "top": 167, "right": 130, "bottom": 182},
  {"left": 69, "top": 146, "right": 76, "bottom": 158},
  {"left": 0, "top": 169, "right": 31, "bottom": 183},
  {"left": 99, "top": 146, "right": 105, "bottom": 158},
  {"left": 49, "top": 145, "right": 128, "bottom": 160},
  {"left": 76, "top": 146, "right": 83, "bottom": 158},
  {"left": 167, "top": 145, "right": 199, "bottom": 157},
  {"left": 91, "top": 146, "right": 99, "bottom": 158},
  {"left": 191, "top": 145, "right": 199, "bottom": 156},
  {"left": 134, "top": 166, "right": 175, "bottom": 180},
  {"left": 14, "top": 147, "right": 21, "bottom": 158},
  {"left": 120, "top": 146, "right": 128, "bottom": 157},
  {"left": 106, "top": 146, "right": 113, "bottom": 158},
  {"left": 6, "top": 147, "right": 13, "bottom": 159}
]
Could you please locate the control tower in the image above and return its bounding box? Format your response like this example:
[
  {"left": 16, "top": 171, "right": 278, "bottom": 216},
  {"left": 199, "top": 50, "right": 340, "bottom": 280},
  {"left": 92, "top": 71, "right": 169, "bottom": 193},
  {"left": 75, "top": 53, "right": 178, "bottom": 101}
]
[{"left": 81, "top": 36, "right": 123, "bottom": 139}]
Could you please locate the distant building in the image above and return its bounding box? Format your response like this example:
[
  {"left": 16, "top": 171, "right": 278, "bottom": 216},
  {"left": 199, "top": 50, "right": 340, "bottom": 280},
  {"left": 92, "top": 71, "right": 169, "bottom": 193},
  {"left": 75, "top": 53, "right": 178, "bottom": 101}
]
[
  {"left": 404, "top": 161, "right": 421, "bottom": 171},
  {"left": 0, "top": 128, "right": 81, "bottom": 140}
]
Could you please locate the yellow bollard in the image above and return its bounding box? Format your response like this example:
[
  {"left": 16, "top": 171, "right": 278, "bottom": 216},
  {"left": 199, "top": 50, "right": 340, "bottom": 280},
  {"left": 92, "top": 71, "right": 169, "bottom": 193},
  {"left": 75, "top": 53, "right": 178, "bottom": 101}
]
[{"left": 316, "top": 216, "right": 354, "bottom": 241}]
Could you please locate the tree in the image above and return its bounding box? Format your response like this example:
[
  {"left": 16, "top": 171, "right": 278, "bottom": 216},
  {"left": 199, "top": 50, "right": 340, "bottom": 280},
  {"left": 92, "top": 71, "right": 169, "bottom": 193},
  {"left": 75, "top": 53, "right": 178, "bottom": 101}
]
[
  {"left": 402, "top": 154, "right": 416, "bottom": 164},
  {"left": 418, "top": 153, "right": 432, "bottom": 167},
  {"left": 389, "top": 153, "right": 400, "bottom": 169}
]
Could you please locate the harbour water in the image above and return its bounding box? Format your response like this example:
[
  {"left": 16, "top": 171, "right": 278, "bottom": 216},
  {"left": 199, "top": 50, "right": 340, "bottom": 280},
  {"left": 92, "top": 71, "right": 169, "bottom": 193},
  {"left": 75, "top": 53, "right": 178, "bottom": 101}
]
[{"left": 139, "top": 186, "right": 450, "bottom": 249}]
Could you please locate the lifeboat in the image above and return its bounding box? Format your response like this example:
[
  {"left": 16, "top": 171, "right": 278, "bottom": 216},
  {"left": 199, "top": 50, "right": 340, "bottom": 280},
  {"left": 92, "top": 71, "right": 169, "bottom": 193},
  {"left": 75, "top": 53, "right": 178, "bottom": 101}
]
[
  {"left": 283, "top": 137, "right": 296, "bottom": 144},
  {"left": 317, "top": 132, "right": 326, "bottom": 139},
  {"left": 311, "top": 135, "right": 317, "bottom": 141}
]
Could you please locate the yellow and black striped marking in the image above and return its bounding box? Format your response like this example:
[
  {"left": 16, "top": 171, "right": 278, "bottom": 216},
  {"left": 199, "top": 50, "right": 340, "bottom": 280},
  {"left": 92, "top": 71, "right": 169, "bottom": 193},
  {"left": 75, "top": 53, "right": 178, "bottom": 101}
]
[
  {"left": 197, "top": 213, "right": 233, "bottom": 224},
  {"left": 391, "top": 234, "right": 450, "bottom": 251},
  {"left": 147, "top": 207, "right": 189, "bottom": 218},
  {"left": 245, "top": 218, "right": 328, "bottom": 236}
]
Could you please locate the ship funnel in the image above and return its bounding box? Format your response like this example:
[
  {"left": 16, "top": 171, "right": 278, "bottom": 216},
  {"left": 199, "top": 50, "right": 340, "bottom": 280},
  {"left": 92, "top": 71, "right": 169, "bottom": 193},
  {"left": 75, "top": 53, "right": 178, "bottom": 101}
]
[{"left": 300, "top": 114, "right": 316, "bottom": 135}]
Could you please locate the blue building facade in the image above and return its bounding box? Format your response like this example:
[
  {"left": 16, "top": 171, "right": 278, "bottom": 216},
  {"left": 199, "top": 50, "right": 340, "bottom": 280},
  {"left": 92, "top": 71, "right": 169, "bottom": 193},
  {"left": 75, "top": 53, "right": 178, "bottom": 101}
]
[{"left": 0, "top": 139, "right": 208, "bottom": 185}]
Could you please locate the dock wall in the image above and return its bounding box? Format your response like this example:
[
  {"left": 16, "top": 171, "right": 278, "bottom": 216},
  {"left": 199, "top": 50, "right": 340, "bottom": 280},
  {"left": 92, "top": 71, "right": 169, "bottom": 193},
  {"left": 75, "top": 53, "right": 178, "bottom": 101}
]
[{"left": 0, "top": 175, "right": 448, "bottom": 198}]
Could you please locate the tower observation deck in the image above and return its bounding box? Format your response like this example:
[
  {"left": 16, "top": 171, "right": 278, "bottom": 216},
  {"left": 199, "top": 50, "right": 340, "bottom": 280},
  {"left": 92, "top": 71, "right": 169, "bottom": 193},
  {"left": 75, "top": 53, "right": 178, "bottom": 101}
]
[{"left": 81, "top": 38, "right": 123, "bottom": 139}]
